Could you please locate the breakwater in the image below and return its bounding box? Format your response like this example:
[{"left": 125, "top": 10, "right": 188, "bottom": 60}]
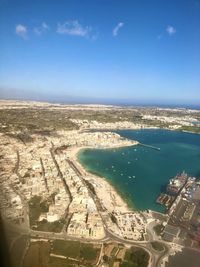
[{"left": 138, "top": 142, "right": 160, "bottom": 151}]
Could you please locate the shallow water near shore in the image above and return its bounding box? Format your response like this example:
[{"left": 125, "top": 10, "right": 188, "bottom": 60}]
[{"left": 78, "top": 129, "right": 200, "bottom": 212}]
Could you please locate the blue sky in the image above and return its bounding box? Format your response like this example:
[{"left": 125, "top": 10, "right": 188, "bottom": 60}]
[{"left": 0, "top": 0, "right": 200, "bottom": 105}]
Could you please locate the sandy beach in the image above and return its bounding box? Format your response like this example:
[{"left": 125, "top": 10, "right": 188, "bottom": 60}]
[{"left": 68, "top": 144, "right": 137, "bottom": 213}]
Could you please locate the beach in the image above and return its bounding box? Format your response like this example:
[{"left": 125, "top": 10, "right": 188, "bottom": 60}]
[{"left": 68, "top": 145, "right": 136, "bottom": 213}]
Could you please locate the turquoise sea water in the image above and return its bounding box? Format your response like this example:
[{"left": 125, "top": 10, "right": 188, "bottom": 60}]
[{"left": 78, "top": 129, "right": 200, "bottom": 212}]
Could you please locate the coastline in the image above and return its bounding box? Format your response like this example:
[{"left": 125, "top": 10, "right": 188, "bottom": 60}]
[
  {"left": 81, "top": 126, "right": 200, "bottom": 135},
  {"left": 67, "top": 128, "right": 200, "bottom": 214},
  {"left": 68, "top": 144, "right": 137, "bottom": 213}
]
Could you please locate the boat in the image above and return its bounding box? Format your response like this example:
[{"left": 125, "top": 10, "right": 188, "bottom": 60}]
[{"left": 167, "top": 171, "right": 188, "bottom": 195}]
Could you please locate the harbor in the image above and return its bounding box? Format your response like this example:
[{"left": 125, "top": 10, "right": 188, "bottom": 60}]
[
  {"left": 156, "top": 172, "right": 189, "bottom": 211},
  {"left": 78, "top": 129, "right": 200, "bottom": 212},
  {"left": 156, "top": 193, "right": 175, "bottom": 209}
]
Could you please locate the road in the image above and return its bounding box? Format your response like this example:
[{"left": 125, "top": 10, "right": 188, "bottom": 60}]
[
  {"left": 5, "top": 208, "right": 171, "bottom": 267},
  {"left": 5, "top": 216, "right": 171, "bottom": 267},
  {"left": 6, "top": 148, "right": 173, "bottom": 267}
]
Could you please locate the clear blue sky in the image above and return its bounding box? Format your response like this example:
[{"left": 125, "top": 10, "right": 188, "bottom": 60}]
[{"left": 0, "top": 0, "right": 200, "bottom": 105}]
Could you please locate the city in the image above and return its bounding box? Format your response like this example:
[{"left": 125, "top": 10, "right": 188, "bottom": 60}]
[
  {"left": 1, "top": 0, "right": 200, "bottom": 266},
  {"left": 0, "top": 101, "right": 200, "bottom": 267}
]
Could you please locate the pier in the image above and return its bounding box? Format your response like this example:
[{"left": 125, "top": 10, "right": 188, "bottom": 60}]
[{"left": 138, "top": 143, "right": 161, "bottom": 151}]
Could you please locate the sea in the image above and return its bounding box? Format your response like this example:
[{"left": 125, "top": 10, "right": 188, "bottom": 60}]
[{"left": 78, "top": 129, "right": 200, "bottom": 213}]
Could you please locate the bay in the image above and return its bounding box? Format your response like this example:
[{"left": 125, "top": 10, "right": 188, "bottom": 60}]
[{"left": 78, "top": 129, "right": 200, "bottom": 212}]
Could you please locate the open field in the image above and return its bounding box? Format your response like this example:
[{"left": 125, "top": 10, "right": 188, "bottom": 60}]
[
  {"left": 102, "top": 243, "right": 150, "bottom": 267},
  {"left": 21, "top": 240, "right": 150, "bottom": 267},
  {"left": 22, "top": 241, "right": 50, "bottom": 267},
  {"left": 0, "top": 102, "right": 199, "bottom": 136},
  {"left": 121, "top": 247, "right": 150, "bottom": 267},
  {"left": 22, "top": 240, "right": 101, "bottom": 267},
  {"left": 52, "top": 240, "right": 100, "bottom": 266},
  {"left": 10, "top": 236, "right": 28, "bottom": 267}
]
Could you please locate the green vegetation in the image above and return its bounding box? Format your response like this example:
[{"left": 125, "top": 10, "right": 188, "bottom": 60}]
[
  {"left": 12, "top": 239, "right": 150, "bottom": 267},
  {"left": 0, "top": 106, "right": 199, "bottom": 137},
  {"left": 80, "top": 243, "right": 100, "bottom": 261},
  {"left": 52, "top": 240, "right": 100, "bottom": 266},
  {"left": 21, "top": 240, "right": 100, "bottom": 267},
  {"left": 36, "top": 220, "right": 64, "bottom": 232},
  {"left": 52, "top": 240, "right": 80, "bottom": 258},
  {"left": 102, "top": 243, "right": 149, "bottom": 267},
  {"left": 85, "top": 180, "right": 96, "bottom": 195},
  {"left": 48, "top": 257, "right": 76, "bottom": 267},
  {"left": 28, "top": 196, "right": 44, "bottom": 225},
  {"left": 153, "top": 224, "right": 164, "bottom": 236},
  {"left": 52, "top": 240, "right": 100, "bottom": 260},
  {"left": 10, "top": 236, "right": 29, "bottom": 267},
  {"left": 110, "top": 213, "right": 118, "bottom": 225},
  {"left": 28, "top": 195, "right": 64, "bottom": 232},
  {"left": 0, "top": 108, "right": 78, "bottom": 135},
  {"left": 28, "top": 196, "right": 49, "bottom": 225},
  {"left": 110, "top": 246, "right": 118, "bottom": 257},
  {"left": 22, "top": 241, "right": 50, "bottom": 267},
  {"left": 121, "top": 248, "right": 149, "bottom": 267},
  {"left": 151, "top": 241, "right": 165, "bottom": 252},
  {"left": 180, "top": 125, "right": 200, "bottom": 134}
]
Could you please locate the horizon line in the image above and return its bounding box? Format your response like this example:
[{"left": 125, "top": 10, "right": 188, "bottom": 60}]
[{"left": 0, "top": 97, "right": 200, "bottom": 110}]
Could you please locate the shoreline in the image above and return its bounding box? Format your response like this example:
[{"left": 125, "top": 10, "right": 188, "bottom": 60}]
[
  {"left": 68, "top": 144, "right": 137, "bottom": 213},
  {"left": 81, "top": 126, "right": 200, "bottom": 135},
  {"left": 65, "top": 128, "right": 200, "bottom": 214}
]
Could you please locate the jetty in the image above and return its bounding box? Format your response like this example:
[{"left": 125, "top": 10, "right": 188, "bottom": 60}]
[{"left": 138, "top": 142, "right": 161, "bottom": 151}]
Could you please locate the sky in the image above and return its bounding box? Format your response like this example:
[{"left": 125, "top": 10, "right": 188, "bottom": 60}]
[{"left": 0, "top": 0, "right": 200, "bottom": 105}]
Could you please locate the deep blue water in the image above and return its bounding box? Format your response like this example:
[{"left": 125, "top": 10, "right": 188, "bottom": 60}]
[{"left": 78, "top": 129, "right": 200, "bottom": 212}]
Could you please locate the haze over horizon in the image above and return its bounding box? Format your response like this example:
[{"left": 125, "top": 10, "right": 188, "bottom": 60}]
[{"left": 0, "top": 0, "right": 200, "bottom": 106}]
